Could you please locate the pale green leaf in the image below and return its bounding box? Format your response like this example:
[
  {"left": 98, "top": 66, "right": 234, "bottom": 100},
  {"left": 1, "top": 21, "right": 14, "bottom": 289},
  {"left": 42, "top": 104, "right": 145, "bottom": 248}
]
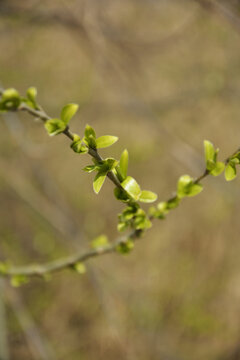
[
  {"left": 61, "top": 103, "right": 79, "bottom": 125},
  {"left": 93, "top": 172, "right": 107, "bottom": 194},
  {"left": 139, "top": 190, "right": 158, "bottom": 203},
  {"left": 26, "top": 87, "right": 37, "bottom": 103},
  {"left": 91, "top": 235, "right": 109, "bottom": 248},
  {"left": 121, "top": 176, "right": 141, "bottom": 201},
  {"left": 204, "top": 140, "right": 215, "bottom": 164},
  {"left": 96, "top": 135, "right": 118, "bottom": 148},
  {"left": 119, "top": 149, "right": 129, "bottom": 180},
  {"left": 44, "top": 118, "right": 66, "bottom": 136},
  {"left": 225, "top": 163, "right": 237, "bottom": 181},
  {"left": 211, "top": 161, "right": 225, "bottom": 176},
  {"left": 73, "top": 262, "right": 86, "bottom": 274}
]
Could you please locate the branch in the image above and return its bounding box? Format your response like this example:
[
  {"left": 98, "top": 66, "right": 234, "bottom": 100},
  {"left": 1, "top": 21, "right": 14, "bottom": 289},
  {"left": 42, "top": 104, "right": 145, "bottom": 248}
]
[{"left": 0, "top": 86, "right": 240, "bottom": 284}]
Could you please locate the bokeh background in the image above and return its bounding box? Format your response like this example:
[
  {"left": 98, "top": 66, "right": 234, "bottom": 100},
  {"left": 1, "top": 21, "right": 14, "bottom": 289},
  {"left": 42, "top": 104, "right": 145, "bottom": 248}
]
[{"left": 1, "top": 0, "right": 240, "bottom": 359}]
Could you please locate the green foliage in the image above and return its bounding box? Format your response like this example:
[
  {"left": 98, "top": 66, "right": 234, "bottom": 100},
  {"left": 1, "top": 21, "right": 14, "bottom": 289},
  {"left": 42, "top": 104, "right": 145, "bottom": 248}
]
[
  {"left": 72, "top": 262, "right": 86, "bottom": 274},
  {"left": 0, "top": 88, "right": 21, "bottom": 111},
  {"left": 93, "top": 172, "right": 107, "bottom": 194},
  {"left": 26, "top": 86, "right": 38, "bottom": 109},
  {"left": 44, "top": 118, "right": 66, "bottom": 136},
  {"left": 116, "top": 239, "right": 134, "bottom": 254},
  {"left": 71, "top": 134, "right": 88, "bottom": 154},
  {"left": 117, "top": 149, "right": 129, "bottom": 181},
  {"left": 10, "top": 274, "right": 29, "bottom": 287},
  {"left": 2, "top": 86, "right": 240, "bottom": 283},
  {"left": 118, "top": 204, "right": 151, "bottom": 232},
  {"left": 225, "top": 153, "right": 240, "bottom": 181},
  {"left": 45, "top": 103, "right": 78, "bottom": 136},
  {"left": 91, "top": 234, "right": 109, "bottom": 249},
  {"left": 139, "top": 190, "right": 158, "bottom": 203},
  {"left": 96, "top": 135, "right": 118, "bottom": 149},
  {"left": 121, "top": 176, "right": 141, "bottom": 201},
  {"left": 177, "top": 175, "right": 203, "bottom": 199},
  {"left": 61, "top": 103, "right": 79, "bottom": 125},
  {"left": 204, "top": 140, "right": 224, "bottom": 176},
  {"left": 0, "top": 261, "right": 8, "bottom": 275},
  {"left": 84, "top": 124, "right": 97, "bottom": 148}
]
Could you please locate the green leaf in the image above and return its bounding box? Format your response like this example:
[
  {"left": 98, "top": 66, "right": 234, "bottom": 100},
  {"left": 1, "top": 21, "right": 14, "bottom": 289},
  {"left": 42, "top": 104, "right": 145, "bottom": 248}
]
[
  {"left": 116, "top": 239, "right": 134, "bottom": 254},
  {"left": 91, "top": 234, "right": 109, "bottom": 249},
  {"left": 93, "top": 171, "right": 107, "bottom": 194},
  {"left": 73, "top": 262, "right": 86, "bottom": 274},
  {"left": 61, "top": 103, "right": 79, "bottom": 125},
  {"left": 96, "top": 135, "right": 118, "bottom": 149},
  {"left": 139, "top": 190, "right": 158, "bottom": 203},
  {"left": 177, "top": 175, "right": 192, "bottom": 198},
  {"left": 187, "top": 183, "right": 203, "bottom": 197},
  {"left": 103, "top": 158, "right": 118, "bottom": 171},
  {"left": 71, "top": 135, "right": 88, "bottom": 154},
  {"left": 10, "top": 275, "right": 29, "bottom": 287},
  {"left": 211, "top": 161, "right": 225, "bottom": 176},
  {"left": 177, "top": 175, "right": 203, "bottom": 198},
  {"left": 121, "top": 176, "right": 141, "bottom": 201},
  {"left": 204, "top": 140, "right": 215, "bottom": 164},
  {"left": 225, "top": 163, "right": 237, "bottom": 181},
  {"left": 26, "top": 87, "right": 37, "bottom": 103},
  {"left": 0, "top": 88, "right": 21, "bottom": 110},
  {"left": 0, "top": 262, "right": 8, "bottom": 275},
  {"left": 119, "top": 149, "right": 129, "bottom": 180},
  {"left": 85, "top": 124, "right": 96, "bottom": 140},
  {"left": 44, "top": 118, "right": 66, "bottom": 136},
  {"left": 83, "top": 164, "right": 99, "bottom": 173}
]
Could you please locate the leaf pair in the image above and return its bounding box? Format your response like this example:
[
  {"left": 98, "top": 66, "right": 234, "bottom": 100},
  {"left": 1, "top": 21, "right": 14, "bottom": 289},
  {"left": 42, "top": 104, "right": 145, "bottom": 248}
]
[
  {"left": 84, "top": 158, "right": 118, "bottom": 194},
  {"left": 84, "top": 124, "right": 118, "bottom": 150},
  {"left": 225, "top": 152, "right": 240, "bottom": 181},
  {"left": 177, "top": 175, "right": 203, "bottom": 199},
  {"left": 45, "top": 103, "right": 79, "bottom": 136},
  {"left": 204, "top": 140, "right": 225, "bottom": 176},
  {"left": 120, "top": 176, "right": 158, "bottom": 203}
]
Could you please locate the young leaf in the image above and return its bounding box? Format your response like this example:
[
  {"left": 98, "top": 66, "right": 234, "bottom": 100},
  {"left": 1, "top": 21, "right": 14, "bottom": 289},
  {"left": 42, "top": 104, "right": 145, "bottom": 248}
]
[
  {"left": 139, "top": 190, "right": 158, "bottom": 203},
  {"left": 204, "top": 140, "right": 215, "bottom": 164},
  {"left": 10, "top": 275, "right": 29, "bottom": 287},
  {"left": 61, "top": 103, "right": 79, "bottom": 125},
  {"left": 121, "top": 176, "right": 141, "bottom": 201},
  {"left": 96, "top": 135, "right": 118, "bottom": 149},
  {"left": 93, "top": 172, "right": 107, "bottom": 194},
  {"left": 85, "top": 124, "right": 96, "bottom": 140},
  {"left": 73, "top": 262, "right": 86, "bottom": 274},
  {"left": 177, "top": 175, "right": 203, "bottom": 198},
  {"left": 104, "top": 158, "right": 118, "bottom": 171},
  {"left": 26, "top": 87, "right": 37, "bottom": 103},
  {"left": 0, "top": 88, "right": 21, "bottom": 110},
  {"left": 119, "top": 149, "right": 129, "bottom": 180},
  {"left": 177, "top": 175, "right": 192, "bottom": 198},
  {"left": 211, "top": 161, "right": 225, "bottom": 176},
  {"left": 186, "top": 183, "right": 203, "bottom": 197},
  {"left": 44, "top": 118, "right": 66, "bottom": 136},
  {"left": 83, "top": 165, "right": 99, "bottom": 173},
  {"left": 91, "top": 235, "right": 109, "bottom": 249},
  {"left": 225, "top": 163, "right": 237, "bottom": 181},
  {"left": 116, "top": 239, "right": 134, "bottom": 254}
]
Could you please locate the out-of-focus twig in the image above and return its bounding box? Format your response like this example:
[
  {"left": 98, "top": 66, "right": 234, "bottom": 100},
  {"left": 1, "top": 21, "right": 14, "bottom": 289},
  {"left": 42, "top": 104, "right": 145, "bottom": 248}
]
[{"left": 0, "top": 280, "right": 9, "bottom": 360}]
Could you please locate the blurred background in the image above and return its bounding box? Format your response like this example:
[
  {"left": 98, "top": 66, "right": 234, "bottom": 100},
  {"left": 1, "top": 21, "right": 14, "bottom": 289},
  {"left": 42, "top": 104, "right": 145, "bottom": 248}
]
[{"left": 1, "top": 0, "right": 240, "bottom": 359}]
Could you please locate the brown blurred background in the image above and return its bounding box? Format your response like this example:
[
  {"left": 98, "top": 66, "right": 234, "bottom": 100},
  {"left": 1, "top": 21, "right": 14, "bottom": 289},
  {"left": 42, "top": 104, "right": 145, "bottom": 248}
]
[{"left": 1, "top": 0, "right": 240, "bottom": 359}]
